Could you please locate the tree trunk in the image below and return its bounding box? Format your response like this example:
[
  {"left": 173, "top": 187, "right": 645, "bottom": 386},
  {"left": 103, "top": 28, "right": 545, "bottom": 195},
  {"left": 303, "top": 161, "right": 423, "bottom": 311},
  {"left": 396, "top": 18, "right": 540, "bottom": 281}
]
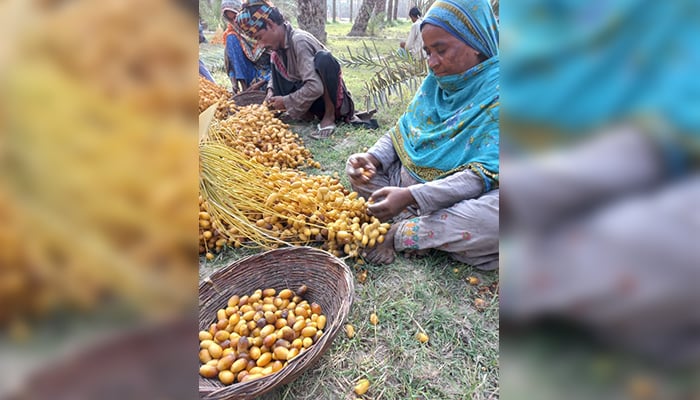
[
  {"left": 350, "top": 0, "right": 353, "bottom": 22},
  {"left": 297, "top": 0, "right": 327, "bottom": 43},
  {"left": 332, "top": 0, "right": 337, "bottom": 22},
  {"left": 348, "top": 0, "right": 380, "bottom": 36},
  {"left": 386, "top": 0, "right": 393, "bottom": 21},
  {"left": 392, "top": 0, "right": 399, "bottom": 21},
  {"left": 377, "top": 0, "right": 387, "bottom": 18}
]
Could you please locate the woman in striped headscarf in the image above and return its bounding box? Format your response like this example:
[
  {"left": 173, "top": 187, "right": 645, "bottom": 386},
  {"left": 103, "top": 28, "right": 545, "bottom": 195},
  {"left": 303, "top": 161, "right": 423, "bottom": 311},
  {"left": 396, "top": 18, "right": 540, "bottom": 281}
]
[
  {"left": 221, "top": 0, "right": 269, "bottom": 93},
  {"left": 346, "top": 0, "right": 499, "bottom": 269}
]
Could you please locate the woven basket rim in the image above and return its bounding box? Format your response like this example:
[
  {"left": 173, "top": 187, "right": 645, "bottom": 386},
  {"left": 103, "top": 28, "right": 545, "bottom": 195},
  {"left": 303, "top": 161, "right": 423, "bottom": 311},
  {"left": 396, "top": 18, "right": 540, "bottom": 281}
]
[
  {"left": 198, "top": 246, "right": 354, "bottom": 400},
  {"left": 232, "top": 91, "right": 267, "bottom": 106}
]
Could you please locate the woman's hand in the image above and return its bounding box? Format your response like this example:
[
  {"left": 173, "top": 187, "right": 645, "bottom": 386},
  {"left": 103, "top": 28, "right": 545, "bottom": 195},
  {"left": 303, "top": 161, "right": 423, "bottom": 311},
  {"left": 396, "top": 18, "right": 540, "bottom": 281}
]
[
  {"left": 367, "top": 187, "right": 416, "bottom": 222},
  {"left": 230, "top": 77, "right": 239, "bottom": 94},
  {"left": 269, "top": 96, "right": 286, "bottom": 111},
  {"left": 265, "top": 88, "right": 274, "bottom": 103},
  {"left": 346, "top": 153, "right": 379, "bottom": 187}
]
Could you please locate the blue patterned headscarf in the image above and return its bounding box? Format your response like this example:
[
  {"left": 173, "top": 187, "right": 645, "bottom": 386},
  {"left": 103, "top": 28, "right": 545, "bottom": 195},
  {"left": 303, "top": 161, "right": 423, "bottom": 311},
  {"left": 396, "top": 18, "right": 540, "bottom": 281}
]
[
  {"left": 391, "top": 0, "right": 499, "bottom": 190},
  {"left": 236, "top": 1, "right": 275, "bottom": 37},
  {"left": 501, "top": 0, "right": 700, "bottom": 136},
  {"left": 421, "top": 0, "right": 499, "bottom": 57}
]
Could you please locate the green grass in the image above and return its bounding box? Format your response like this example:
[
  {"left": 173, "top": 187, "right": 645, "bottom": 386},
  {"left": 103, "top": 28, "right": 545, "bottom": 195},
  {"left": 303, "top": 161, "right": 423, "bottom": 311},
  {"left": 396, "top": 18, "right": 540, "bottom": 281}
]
[
  {"left": 501, "top": 327, "right": 700, "bottom": 400},
  {"left": 259, "top": 254, "right": 498, "bottom": 399},
  {"left": 325, "top": 19, "right": 412, "bottom": 40},
  {"left": 200, "top": 20, "right": 499, "bottom": 400}
]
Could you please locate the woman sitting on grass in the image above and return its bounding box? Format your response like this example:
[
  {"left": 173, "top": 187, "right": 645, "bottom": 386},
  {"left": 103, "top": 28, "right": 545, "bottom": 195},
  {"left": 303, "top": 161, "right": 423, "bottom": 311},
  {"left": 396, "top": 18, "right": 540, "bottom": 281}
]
[
  {"left": 346, "top": 0, "right": 499, "bottom": 270},
  {"left": 235, "top": 0, "right": 355, "bottom": 139},
  {"left": 221, "top": 0, "right": 270, "bottom": 93}
]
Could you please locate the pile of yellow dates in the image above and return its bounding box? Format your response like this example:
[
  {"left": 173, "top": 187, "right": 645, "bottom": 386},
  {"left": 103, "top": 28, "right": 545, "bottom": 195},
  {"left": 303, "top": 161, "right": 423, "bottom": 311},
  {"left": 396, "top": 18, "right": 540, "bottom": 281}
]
[
  {"left": 198, "top": 286, "right": 326, "bottom": 385},
  {"left": 215, "top": 104, "right": 319, "bottom": 170},
  {"left": 199, "top": 76, "right": 237, "bottom": 120}
]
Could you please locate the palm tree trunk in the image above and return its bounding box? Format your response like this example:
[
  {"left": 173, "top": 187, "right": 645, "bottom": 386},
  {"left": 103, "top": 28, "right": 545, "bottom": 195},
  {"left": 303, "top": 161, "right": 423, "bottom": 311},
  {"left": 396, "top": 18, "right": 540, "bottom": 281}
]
[
  {"left": 348, "top": 0, "right": 381, "bottom": 36},
  {"left": 297, "top": 0, "right": 327, "bottom": 43},
  {"left": 376, "top": 0, "right": 387, "bottom": 21}
]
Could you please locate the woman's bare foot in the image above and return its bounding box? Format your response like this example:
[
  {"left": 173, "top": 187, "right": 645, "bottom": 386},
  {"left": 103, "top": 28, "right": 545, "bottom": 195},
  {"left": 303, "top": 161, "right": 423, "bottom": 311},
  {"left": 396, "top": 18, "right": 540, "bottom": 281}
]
[
  {"left": 319, "top": 117, "right": 336, "bottom": 130},
  {"left": 363, "top": 224, "right": 398, "bottom": 264},
  {"left": 403, "top": 249, "right": 430, "bottom": 259}
]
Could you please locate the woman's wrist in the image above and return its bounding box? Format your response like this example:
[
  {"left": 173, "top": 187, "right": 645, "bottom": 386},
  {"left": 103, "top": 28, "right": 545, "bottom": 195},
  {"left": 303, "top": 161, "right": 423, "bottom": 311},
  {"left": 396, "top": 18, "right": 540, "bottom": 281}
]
[
  {"left": 401, "top": 187, "right": 417, "bottom": 208},
  {"left": 365, "top": 153, "right": 381, "bottom": 170}
]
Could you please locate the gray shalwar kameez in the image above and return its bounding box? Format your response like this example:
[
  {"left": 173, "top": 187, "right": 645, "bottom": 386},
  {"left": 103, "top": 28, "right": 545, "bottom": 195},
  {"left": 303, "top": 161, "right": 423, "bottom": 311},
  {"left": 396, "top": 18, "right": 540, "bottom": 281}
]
[{"left": 350, "top": 133, "right": 499, "bottom": 270}]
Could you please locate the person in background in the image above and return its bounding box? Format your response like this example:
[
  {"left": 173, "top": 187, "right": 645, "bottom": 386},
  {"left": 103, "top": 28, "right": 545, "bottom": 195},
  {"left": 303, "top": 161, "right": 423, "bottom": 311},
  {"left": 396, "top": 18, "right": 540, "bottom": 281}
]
[
  {"left": 199, "top": 19, "right": 207, "bottom": 44},
  {"left": 221, "top": 0, "right": 269, "bottom": 93},
  {"left": 236, "top": 1, "right": 355, "bottom": 139},
  {"left": 399, "top": 7, "right": 426, "bottom": 59},
  {"left": 199, "top": 20, "right": 216, "bottom": 82},
  {"left": 346, "top": 0, "right": 499, "bottom": 269}
]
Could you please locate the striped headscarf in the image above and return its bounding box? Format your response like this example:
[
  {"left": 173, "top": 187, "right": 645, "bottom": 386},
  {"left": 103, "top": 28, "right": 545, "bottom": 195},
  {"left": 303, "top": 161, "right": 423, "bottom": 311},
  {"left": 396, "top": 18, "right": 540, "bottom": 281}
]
[
  {"left": 236, "top": 0, "right": 276, "bottom": 37},
  {"left": 222, "top": 0, "right": 266, "bottom": 63},
  {"left": 421, "top": 0, "right": 499, "bottom": 58}
]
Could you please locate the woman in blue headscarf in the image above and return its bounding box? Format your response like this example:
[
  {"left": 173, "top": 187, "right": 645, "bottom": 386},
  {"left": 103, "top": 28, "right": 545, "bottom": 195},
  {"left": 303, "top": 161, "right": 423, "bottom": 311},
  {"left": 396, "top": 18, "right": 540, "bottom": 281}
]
[{"left": 346, "top": 0, "right": 499, "bottom": 269}]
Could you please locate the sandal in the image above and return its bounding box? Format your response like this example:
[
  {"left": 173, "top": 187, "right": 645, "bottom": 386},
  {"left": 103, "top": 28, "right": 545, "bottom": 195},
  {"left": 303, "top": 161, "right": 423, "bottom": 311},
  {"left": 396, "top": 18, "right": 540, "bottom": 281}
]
[
  {"left": 310, "top": 123, "right": 336, "bottom": 140},
  {"left": 350, "top": 118, "right": 379, "bottom": 130},
  {"left": 354, "top": 109, "right": 377, "bottom": 121}
]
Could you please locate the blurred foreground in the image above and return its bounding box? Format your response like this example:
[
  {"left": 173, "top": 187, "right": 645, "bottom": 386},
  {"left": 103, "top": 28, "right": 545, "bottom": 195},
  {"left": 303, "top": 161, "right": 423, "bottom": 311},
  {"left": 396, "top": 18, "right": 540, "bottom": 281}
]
[
  {"left": 500, "top": 0, "right": 700, "bottom": 398},
  {"left": 0, "top": 0, "right": 198, "bottom": 398}
]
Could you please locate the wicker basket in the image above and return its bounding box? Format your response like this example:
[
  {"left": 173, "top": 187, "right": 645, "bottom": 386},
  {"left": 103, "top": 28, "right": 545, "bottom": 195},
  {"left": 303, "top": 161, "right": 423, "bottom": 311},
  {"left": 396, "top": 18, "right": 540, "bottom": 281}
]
[
  {"left": 232, "top": 91, "right": 267, "bottom": 107},
  {"left": 198, "top": 247, "right": 354, "bottom": 400}
]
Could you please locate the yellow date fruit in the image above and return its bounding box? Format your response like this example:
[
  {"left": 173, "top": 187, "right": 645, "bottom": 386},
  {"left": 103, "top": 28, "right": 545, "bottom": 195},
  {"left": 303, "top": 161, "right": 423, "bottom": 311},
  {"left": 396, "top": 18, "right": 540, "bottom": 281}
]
[
  {"left": 199, "top": 365, "right": 218, "bottom": 379},
  {"left": 218, "top": 370, "right": 235, "bottom": 385},
  {"left": 345, "top": 324, "right": 355, "bottom": 339},
  {"left": 354, "top": 379, "right": 370, "bottom": 395}
]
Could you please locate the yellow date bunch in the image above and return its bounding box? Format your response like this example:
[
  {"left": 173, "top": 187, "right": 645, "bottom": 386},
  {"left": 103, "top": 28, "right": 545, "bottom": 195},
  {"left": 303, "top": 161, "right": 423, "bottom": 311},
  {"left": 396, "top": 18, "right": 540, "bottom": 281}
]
[
  {"left": 199, "top": 76, "right": 237, "bottom": 120},
  {"left": 199, "top": 144, "right": 390, "bottom": 258}
]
